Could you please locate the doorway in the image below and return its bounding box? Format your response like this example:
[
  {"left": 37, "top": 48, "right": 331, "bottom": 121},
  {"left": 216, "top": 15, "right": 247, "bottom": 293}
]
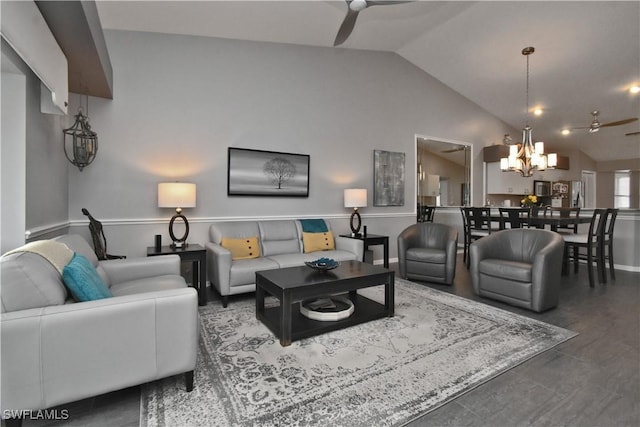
[{"left": 415, "top": 135, "right": 472, "bottom": 210}]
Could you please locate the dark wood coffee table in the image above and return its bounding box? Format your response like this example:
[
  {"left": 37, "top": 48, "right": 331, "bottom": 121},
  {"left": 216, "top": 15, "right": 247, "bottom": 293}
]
[{"left": 255, "top": 260, "right": 394, "bottom": 346}]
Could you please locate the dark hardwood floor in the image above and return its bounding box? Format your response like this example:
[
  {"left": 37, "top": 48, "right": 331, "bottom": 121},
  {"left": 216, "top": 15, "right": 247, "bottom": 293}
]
[{"left": 12, "top": 255, "right": 639, "bottom": 427}]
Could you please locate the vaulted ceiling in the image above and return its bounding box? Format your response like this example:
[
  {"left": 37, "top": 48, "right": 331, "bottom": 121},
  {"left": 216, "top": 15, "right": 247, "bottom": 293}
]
[{"left": 95, "top": 1, "right": 640, "bottom": 162}]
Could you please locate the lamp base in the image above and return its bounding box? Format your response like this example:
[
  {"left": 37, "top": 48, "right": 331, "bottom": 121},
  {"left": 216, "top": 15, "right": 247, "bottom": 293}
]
[
  {"left": 349, "top": 209, "right": 362, "bottom": 235},
  {"left": 169, "top": 213, "right": 190, "bottom": 249}
]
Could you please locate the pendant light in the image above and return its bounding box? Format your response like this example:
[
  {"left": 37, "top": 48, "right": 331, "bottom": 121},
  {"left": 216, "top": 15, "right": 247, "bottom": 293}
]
[{"left": 63, "top": 94, "right": 98, "bottom": 171}]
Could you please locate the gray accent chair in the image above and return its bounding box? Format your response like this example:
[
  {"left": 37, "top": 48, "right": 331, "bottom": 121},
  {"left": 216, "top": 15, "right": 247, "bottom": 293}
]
[
  {"left": 1, "top": 234, "right": 198, "bottom": 426},
  {"left": 397, "top": 222, "right": 458, "bottom": 285},
  {"left": 470, "top": 228, "right": 564, "bottom": 312}
]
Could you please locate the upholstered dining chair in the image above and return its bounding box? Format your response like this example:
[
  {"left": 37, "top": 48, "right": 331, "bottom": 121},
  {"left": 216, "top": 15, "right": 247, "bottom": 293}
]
[
  {"left": 470, "top": 228, "right": 564, "bottom": 312},
  {"left": 398, "top": 222, "right": 458, "bottom": 285},
  {"left": 561, "top": 208, "right": 609, "bottom": 287}
]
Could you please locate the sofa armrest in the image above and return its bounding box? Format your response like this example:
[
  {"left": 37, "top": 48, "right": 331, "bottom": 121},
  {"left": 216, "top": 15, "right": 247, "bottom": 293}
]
[
  {"left": 335, "top": 236, "right": 364, "bottom": 261},
  {"left": 205, "top": 242, "right": 232, "bottom": 296},
  {"left": 99, "top": 255, "right": 181, "bottom": 284},
  {"left": 0, "top": 288, "right": 198, "bottom": 412}
]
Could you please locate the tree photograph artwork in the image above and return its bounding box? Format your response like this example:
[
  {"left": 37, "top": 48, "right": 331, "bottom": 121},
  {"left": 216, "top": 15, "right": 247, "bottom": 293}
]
[{"left": 227, "top": 148, "right": 310, "bottom": 197}]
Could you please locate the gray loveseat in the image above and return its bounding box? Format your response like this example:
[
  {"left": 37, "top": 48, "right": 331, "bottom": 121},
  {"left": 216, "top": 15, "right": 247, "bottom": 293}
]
[
  {"left": 470, "top": 228, "right": 564, "bottom": 312},
  {"left": 206, "top": 219, "right": 363, "bottom": 307},
  {"left": 0, "top": 234, "right": 198, "bottom": 424}
]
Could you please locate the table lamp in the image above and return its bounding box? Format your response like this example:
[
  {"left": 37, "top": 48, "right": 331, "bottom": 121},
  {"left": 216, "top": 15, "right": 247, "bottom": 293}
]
[
  {"left": 344, "top": 188, "right": 367, "bottom": 236},
  {"left": 158, "top": 182, "right": 196, "bottom": 248}
]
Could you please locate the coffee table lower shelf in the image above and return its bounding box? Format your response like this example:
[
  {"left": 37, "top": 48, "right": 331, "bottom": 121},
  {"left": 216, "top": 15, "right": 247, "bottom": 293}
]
[{"left": 258, "top": 293, "right": 388, "bottom": 345}]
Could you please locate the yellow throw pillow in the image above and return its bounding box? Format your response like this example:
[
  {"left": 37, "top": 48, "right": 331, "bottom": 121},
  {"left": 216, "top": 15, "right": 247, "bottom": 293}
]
[
  {"left": 221, "top": 237, "right": 260, "bottom": 260},
  {"left": 303, "top": 231, "right": 335, "bottom": 253}
]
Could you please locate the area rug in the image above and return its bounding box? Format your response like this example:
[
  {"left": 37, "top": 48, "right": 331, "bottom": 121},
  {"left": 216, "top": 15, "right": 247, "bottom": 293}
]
[{"left": 141, "top": 279, "right": 576, "bottom": 426}]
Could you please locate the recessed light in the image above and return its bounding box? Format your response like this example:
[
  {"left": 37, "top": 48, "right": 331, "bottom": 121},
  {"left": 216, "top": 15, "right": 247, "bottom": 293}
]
[
  {"left": 561, "top": 129, "right": 571, "bottom": 136},
  {"left": 533, "top": 108, "right": 543, "bottom": 116},
  {"left": 630, "top": 86, "right": 640, "bottom": 94}
]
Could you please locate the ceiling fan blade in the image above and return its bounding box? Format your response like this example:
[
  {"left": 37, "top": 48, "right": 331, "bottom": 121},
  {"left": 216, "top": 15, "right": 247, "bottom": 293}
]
[
  {"left": 571, "top": 126, "right": 592, "bottom": 130},
  {"left": 334, "top": 8, "right": 360, "bottom": 46},
  {"left": 625, "top": 131, "right": 640, "bottom": 136},
  {"left": 442, "top": 146, "right": 467, "bottom": 153},
  {"left": 600, "top": 118, "right": 639, "bottom": 127}
]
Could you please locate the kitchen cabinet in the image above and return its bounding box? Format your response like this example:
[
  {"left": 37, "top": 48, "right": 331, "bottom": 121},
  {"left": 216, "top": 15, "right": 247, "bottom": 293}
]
[{"left": 486, "top": 162, "right": 532, "bottom": 195}]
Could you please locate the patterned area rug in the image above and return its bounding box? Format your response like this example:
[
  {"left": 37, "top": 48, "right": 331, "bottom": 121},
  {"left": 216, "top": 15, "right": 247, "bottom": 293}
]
[{"left": 141, "top": 279, "right": 576, "bottom": 426}]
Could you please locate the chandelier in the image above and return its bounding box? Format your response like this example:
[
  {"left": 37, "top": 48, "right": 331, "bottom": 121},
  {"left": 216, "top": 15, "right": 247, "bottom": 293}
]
[
  {"left": 63, "top": 95, "right": 98, "bottom": 171},
  {"left": 501, "top": 47, "right": 557, "bottom": 177}
]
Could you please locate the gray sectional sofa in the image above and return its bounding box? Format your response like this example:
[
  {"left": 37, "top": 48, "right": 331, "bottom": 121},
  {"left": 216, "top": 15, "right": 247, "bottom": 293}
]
[
  {"left": 0, "top": 234, "right": 198, "bottom": 423},
  {"left": 206, "top": 219, "right": 364, "bottom": 307}
]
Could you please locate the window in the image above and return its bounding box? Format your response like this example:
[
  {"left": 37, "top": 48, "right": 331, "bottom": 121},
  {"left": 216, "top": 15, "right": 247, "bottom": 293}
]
[{"left": 614, "top": 171, "right": 631, "bottom": 208}]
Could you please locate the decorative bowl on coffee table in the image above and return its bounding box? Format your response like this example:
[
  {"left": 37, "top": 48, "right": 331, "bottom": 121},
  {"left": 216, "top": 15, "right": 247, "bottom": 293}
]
[{"left": 305, "top": 257, "right": 340, "bottom": 271}]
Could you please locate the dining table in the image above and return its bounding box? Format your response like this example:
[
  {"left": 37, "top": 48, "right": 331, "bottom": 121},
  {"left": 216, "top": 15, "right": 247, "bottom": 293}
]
[{"left": 488, "top": 208, "right": 592, "bottom": 232}]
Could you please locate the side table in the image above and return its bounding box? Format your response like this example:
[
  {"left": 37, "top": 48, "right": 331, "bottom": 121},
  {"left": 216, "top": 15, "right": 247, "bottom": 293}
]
[
  {"left": 147, "top": 244, "right": 207, "bottom": 306},
  {"left": 339, "top": 234, "right": 389, "bottom": 269}
]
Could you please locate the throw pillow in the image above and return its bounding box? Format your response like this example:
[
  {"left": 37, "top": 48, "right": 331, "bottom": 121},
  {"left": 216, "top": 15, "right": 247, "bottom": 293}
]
[
  {"left": 62, "top": 253, "right": 112, "bottom": 302},
  {"left": 303, "top": 231, "right": 335, "bottom": 253},
  {"left": 299, "top": 219, "right": 329, "bottom": 233},
  {"left": 221, "top": 237, "right": 260, "bottom": 260}
]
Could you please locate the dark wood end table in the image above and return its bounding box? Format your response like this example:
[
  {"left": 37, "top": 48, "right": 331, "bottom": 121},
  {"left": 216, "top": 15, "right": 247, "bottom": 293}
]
[
  {"left": 147, "top": 243, "right": 207, "bottom": 306},
  {"left": 255, "top": 260, "right": 394, "bottom": 346},
  {"left": 339, "top": 233, "right": 389, "bottom": 268}
]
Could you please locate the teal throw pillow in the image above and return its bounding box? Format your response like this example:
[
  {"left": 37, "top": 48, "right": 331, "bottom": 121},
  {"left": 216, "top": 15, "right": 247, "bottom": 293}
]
[
  {"left": 62, "top": 253, "right": 112, "bottom": 302},
  {"left": 300, "top": 219, "right": 328, "bottom": 233}
]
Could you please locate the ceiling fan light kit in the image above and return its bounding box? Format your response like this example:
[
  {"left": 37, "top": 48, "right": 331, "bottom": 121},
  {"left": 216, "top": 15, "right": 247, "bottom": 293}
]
[{"left": 501, "top": 47, "right": 557, "bottom": 177}]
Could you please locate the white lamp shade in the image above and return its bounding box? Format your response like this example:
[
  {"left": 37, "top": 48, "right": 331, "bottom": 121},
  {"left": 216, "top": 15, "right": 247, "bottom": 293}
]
[
  {"left": 344, "top": 188, "right": 367, "bottom": 208},
  {"left": 547, "top": 153, "right": 558, "bottom": 168},
  {"left": 158, "top": 183, "right": 196, "bottom": 208},
  {"left": 534, "top": 141, "right": 545, "bottom": 154},
  {"left": 500, "top": 158, "right": 509, "bottom": 170}
]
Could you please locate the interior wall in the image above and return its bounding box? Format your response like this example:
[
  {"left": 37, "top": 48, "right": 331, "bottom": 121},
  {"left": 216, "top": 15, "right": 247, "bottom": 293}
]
[
  {"left": 67, "top": 30, "right": 513, "bottom": 258},
  {"left": 0, "top": 41, "right": 69, "bottom": 244}
]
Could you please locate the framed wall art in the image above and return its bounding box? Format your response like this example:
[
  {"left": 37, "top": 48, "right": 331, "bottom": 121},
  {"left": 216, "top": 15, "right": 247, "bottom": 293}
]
[
  {"left": 227, "top": 147, "right": 310, "bottom": 197},
  {"left": 373, "top": 149, "right": 405, "bottom": 206}
]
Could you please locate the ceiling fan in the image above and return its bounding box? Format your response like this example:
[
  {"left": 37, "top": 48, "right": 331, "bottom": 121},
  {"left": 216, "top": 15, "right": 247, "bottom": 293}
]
[
  {"left": 334, "top": 0, "right": 413, "bottom": 46},
  {"left": 626, "top": 131, "right": 640, "bottom": 136},
  {"left": 572, "top": 110, "right": 638, "bottom": 133}
]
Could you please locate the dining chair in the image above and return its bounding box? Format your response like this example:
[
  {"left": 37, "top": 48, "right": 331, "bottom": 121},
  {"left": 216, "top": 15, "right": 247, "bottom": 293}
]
[
  {"left": 549, "top": 207, "right": 581, "bottom": 234},
  {"left": 461, "top": 207, "right": 492, "bottom": 268},
  {"left": 561, "top": 209, "right": 608, "bottom": 287},
  {"left": 603, "top": 208, "right": 619, "bottom": 281},
  {"left": 530, "top": 206, "right": 549, "bottom": 226},
  {"left": 498, "top": 207, "right": 531, "bottom": 229},
  {"left": 418, "top": 205, "right": 436, "bottom": 222}
]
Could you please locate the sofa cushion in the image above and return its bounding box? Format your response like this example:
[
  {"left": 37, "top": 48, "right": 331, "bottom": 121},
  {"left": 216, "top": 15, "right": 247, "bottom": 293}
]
[
  {"left": 230, "top": 257, "right": 280, "bottom": 287},
  {"left": 479, "top": 259, "right": 532, "bottom": 283},
  {"left": 406, "top": 247, "right": 446, "bottom": 264},
  {"left": 259, "top": 220, "right": 301, "bottom": 256},
  {"left": 110, "top": 275, "right": 187, "bottom": 297},
  {"left": 221, "top": 236, "right": 260, "bottom": 260},
  {"left": 0, "top": 252, "right": 69, "bottom": 313},
  {"left": 302, "top": 231, "right": 335, "bottom": 253},
  {"left": 55, "top": 234, "right": 100, "bottom": 267},
  {"left": 62, "top": 253, "right": 112, "bottom": 302}
]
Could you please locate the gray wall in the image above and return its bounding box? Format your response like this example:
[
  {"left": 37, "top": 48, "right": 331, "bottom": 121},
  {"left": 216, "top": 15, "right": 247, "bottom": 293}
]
[
  {"left": 0, "top": 41, "right": 69, "bottom": 242},
  {"left": 67, "top": 30, "right": 511, "bottom": 260}
]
